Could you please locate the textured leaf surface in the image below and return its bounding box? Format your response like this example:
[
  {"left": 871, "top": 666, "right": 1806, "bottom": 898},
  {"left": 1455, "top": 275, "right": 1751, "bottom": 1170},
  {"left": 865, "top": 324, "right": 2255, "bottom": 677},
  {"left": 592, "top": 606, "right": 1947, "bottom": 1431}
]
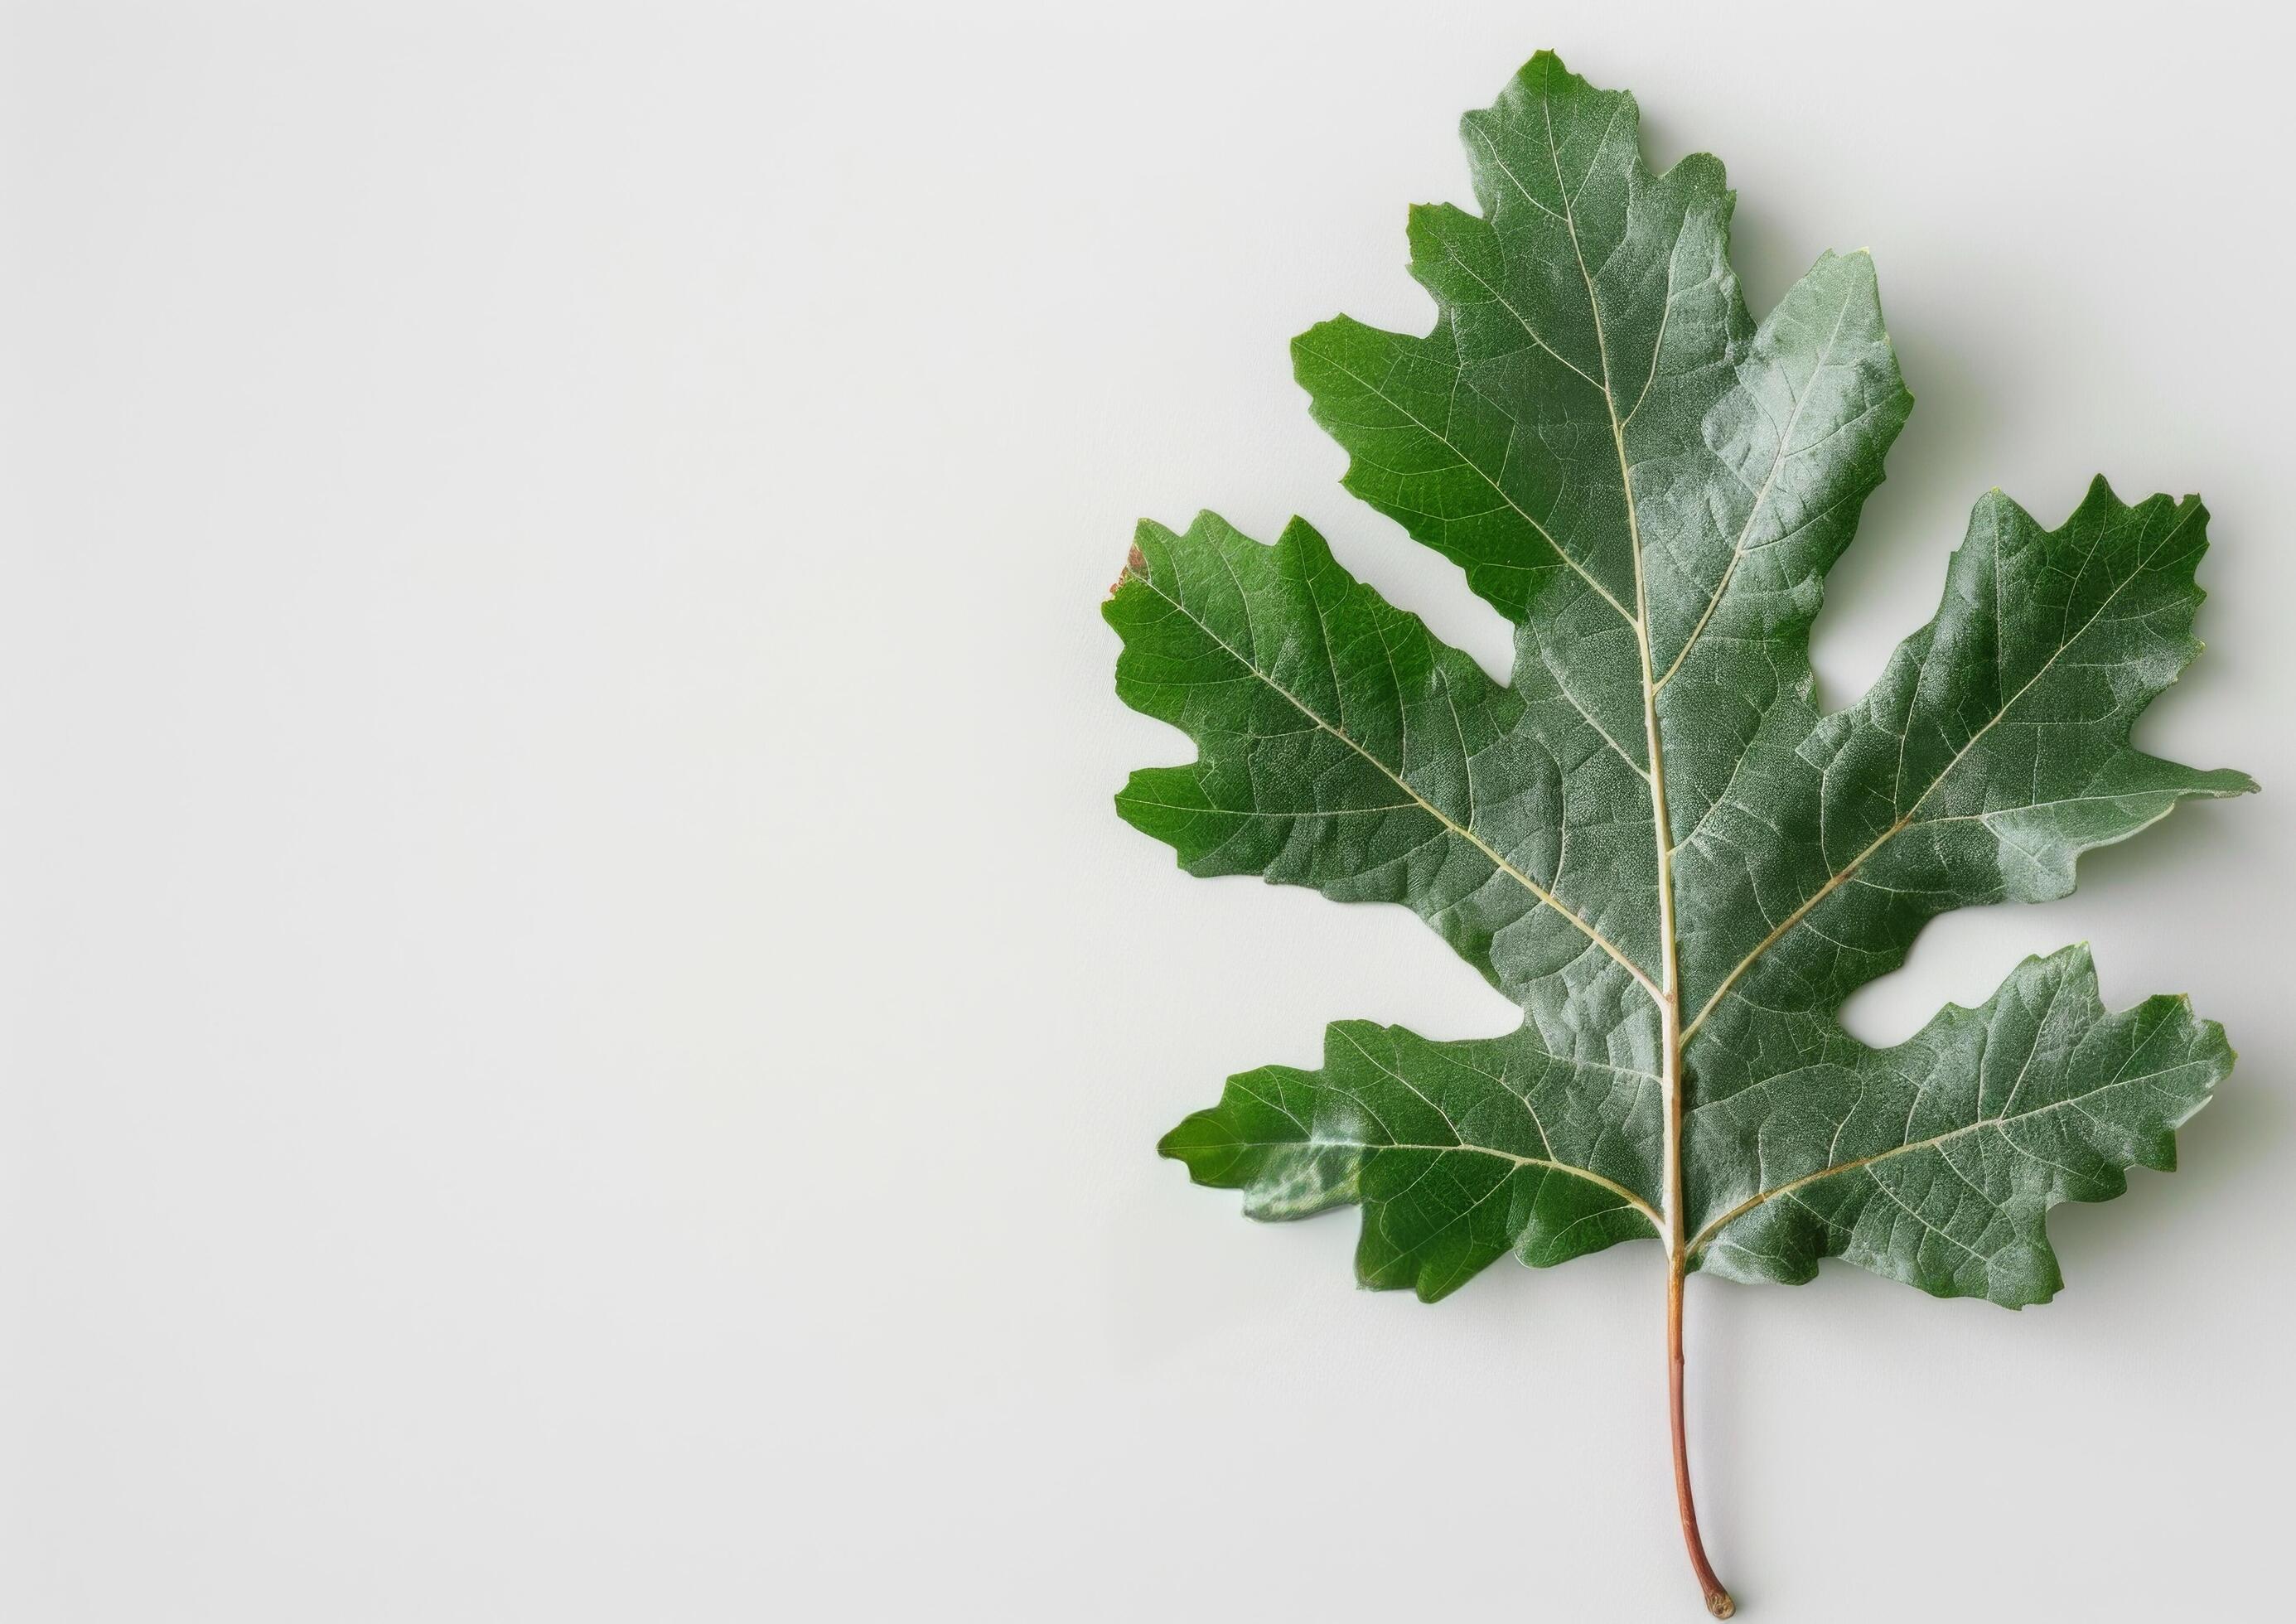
[
  {"left": 1687, "top": 945, "right": 2226, "bottom": 1305},
  {"left": 1112, "top": 50, "right": 2249, "bottom": 1311},
  {"left": 1161, "top": 1022, "right": 1660, "bottom": 1301}
]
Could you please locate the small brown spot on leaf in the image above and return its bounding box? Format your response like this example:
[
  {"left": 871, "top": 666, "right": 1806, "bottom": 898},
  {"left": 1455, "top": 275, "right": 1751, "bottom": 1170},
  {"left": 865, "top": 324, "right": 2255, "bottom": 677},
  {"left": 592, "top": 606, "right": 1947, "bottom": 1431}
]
[{"left": 1108, "top": 543, "right": 1146, "bottom": 598}]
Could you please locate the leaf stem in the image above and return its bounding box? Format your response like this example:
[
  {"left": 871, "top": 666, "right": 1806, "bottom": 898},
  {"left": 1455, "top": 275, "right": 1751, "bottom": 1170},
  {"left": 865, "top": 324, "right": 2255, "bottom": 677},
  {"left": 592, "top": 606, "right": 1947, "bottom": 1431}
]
[{"left": 1669, "top": 1257, "right": 1734, "bottom": 1618}]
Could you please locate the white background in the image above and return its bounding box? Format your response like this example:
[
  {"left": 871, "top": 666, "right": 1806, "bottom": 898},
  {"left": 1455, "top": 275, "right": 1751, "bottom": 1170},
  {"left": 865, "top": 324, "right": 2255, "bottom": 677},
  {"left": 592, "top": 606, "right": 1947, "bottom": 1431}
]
[{"left": 2, "top": 2, "right": 2287, "bottom": 1619}]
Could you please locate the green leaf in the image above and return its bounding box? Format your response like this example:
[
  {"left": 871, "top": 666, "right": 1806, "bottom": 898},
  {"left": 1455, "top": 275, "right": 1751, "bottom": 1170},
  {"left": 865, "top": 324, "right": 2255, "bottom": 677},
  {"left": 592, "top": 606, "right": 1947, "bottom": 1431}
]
[{"left": 1106, "top": 47, "right": 2250, "bottom": 1612}]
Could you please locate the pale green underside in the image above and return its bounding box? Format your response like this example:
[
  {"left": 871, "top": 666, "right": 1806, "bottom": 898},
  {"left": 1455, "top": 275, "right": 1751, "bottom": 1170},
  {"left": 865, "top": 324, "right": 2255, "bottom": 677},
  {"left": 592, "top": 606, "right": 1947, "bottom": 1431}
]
[{"left": 1112, "top": 50, "right": 2248, "bottom": 1306}]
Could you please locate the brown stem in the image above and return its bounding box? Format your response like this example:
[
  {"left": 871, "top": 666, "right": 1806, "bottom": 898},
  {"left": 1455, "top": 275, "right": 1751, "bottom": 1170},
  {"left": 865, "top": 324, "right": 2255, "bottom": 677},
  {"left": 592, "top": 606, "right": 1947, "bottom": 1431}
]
[{"left": 1669, "top": 1260, "right": 1734, "bottom": 1617}]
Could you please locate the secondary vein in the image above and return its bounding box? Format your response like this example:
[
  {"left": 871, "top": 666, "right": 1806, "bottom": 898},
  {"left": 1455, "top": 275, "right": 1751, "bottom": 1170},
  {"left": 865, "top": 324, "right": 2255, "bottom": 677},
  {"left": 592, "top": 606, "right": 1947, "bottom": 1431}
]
[
  {"left": 1683, "top": 1055, "right": 2207, "bottom": 1256},
  {"left": 1123, "top": 563, "right": 1660, "bottom": 995},
  {"left": 1679, "top": 501, "right": 2201, "bottom": 1042}
]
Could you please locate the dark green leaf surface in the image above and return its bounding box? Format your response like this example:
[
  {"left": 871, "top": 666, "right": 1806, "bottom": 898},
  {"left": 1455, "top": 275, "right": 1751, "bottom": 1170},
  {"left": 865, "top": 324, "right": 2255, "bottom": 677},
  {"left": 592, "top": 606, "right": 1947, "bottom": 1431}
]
[
  {"left": 1112, "top": 50, "right": 2249, "bottom": 1312},
  {"left": 1686, "top": 945, "right": 2224, "bottom": 1305},
  {"left": 1161, "top": 1022, "right": 1660, "bottom": 1301}
]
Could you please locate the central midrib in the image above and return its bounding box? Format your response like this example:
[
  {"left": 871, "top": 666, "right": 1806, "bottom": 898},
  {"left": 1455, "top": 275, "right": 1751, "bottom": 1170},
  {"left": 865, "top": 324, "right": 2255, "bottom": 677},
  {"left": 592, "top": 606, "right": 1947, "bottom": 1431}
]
[{"left": 1543, "top": 97, "right": 1687, "bottom": 1260}]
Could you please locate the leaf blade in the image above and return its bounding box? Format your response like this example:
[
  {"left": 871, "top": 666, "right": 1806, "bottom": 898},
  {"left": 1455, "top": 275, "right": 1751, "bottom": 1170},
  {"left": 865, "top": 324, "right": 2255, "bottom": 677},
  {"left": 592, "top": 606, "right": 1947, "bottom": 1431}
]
[
  {"left": 1686, "top": 947, "right": 2231, "bottom": 1306},
  {"left": 1161, "top": 1021, "right": 1663, "bottom": 1301},
  {"left": 1107, "top": 509, "right": 1663, "bottom": 1008},
  {"left": 1123, "top": 48, "right": 2246, "bottom": 1317}
]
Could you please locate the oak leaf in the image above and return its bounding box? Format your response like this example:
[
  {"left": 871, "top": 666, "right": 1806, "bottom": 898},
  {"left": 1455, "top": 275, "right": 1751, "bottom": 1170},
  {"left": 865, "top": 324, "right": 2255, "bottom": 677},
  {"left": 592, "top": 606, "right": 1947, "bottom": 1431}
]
[{"left": 1105, "top": 50, "right": 2250, "bottom": 1616}]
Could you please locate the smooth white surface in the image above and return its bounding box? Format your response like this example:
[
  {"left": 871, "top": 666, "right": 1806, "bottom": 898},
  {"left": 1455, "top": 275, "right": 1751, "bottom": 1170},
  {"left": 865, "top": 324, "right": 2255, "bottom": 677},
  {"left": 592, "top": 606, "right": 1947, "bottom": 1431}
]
[{"left": 2, "top": 2, "right": 2288, "bottom": 1618}]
